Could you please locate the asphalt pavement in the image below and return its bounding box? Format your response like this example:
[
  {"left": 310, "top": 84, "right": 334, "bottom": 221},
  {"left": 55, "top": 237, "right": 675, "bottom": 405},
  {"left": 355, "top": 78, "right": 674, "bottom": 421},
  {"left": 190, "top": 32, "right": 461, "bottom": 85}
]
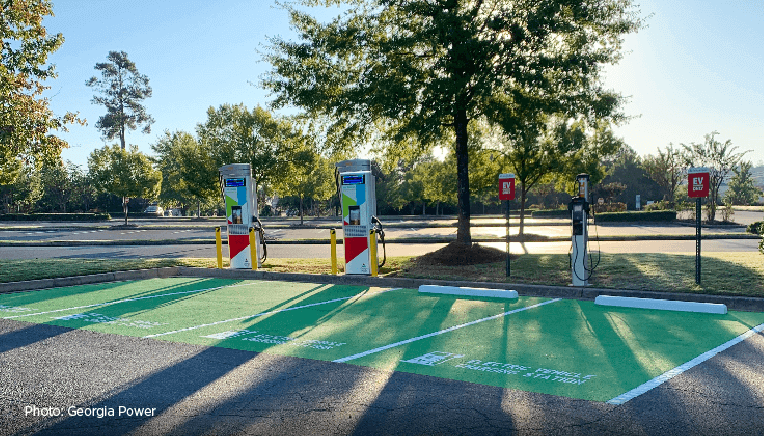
[{"left": 0, "top": 212, "right": 761, "bottom": 259}]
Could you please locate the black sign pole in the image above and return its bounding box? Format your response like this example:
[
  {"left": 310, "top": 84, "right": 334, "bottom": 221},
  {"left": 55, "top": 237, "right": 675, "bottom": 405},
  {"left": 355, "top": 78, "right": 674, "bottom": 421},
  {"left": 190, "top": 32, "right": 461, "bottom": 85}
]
[
  {"left": 505, "top": 199, "right": 510, "bottom": 277},
  {"left": 695, "top": 197, "right": 701, "bottom": 285}
]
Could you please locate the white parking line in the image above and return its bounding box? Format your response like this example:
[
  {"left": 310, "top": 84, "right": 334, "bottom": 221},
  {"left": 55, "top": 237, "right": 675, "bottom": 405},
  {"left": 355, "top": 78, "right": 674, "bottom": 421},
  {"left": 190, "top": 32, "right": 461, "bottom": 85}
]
[
  {"left": 333, "top": 298, "right": 562, "bottom": 363},
  {"left": 607, "top": 322, "right": 764, "bottom": 405},
  {"left": 144, "top": 288, "right": 400, "bottom": 339}
]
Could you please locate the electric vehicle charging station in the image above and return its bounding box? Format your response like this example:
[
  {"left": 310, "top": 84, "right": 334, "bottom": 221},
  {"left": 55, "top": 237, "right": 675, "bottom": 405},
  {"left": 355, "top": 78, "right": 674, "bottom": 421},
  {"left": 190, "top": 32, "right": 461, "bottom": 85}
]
[
  {"left": 569, "top": 174, "right": 591, "bottom": 286},
  {"left": 219, "top": 163, "right": 265, "bottom": 269},
  {"left": 335, "top": 159, "right": 384, "bottom": 275}
]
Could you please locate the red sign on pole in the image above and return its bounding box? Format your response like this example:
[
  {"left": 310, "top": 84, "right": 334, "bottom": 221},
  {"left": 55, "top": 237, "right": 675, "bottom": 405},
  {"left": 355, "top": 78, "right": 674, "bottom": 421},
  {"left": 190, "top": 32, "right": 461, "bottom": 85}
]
[
  {"left": 688, "top": 167, "right": 709, "bottom": 198},
  {"left": 499, "top": 173, "right": 515, "bottom": 201}
]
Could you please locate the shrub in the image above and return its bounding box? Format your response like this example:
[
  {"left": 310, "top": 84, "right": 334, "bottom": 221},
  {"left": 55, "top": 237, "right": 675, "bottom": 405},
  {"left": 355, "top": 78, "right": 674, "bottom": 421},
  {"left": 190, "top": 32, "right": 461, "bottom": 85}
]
[
  {"left": 0, "top": 213, "right": 111, "bottom": 222},
  {"left": 531, "top": 209, "right": 569, "bottom": 218},
  {"left": 747, "top": 221, "right": 764, "bottom": 235},
  {"left": 592, "top": 202, "right": 627, "bottom": 213},
  {"left": 644, "top": 200, "right": 671, "bottom": 211}
]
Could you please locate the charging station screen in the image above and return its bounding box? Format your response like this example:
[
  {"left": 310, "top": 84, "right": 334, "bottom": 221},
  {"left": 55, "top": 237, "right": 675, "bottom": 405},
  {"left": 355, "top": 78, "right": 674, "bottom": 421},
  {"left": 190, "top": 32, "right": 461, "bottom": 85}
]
[
  {"left": 225, "top": 178, "right": 246, "bottom": 187},
  {"left": 342, "top": 175, "right": 365, "bottom": 185}
]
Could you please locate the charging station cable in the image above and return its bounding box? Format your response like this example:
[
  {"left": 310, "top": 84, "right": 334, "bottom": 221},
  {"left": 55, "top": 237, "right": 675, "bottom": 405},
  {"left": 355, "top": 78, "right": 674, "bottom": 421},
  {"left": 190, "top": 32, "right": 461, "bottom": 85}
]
[
  {"left": 585, "top": 202, "right": 601, "bottom": 276},
  {"left": 371, "top": 215, "right": 386, "bottom": 268},
  {"left": 569, "top": 205, "right": 600, "bottom": 284},
  {"left": 253, "top": 216, "right": 267, "bottom": 263}
]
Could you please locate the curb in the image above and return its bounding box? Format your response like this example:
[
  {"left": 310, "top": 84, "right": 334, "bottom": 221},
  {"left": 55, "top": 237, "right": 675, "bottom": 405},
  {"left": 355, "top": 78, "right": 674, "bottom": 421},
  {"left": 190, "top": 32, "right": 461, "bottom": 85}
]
[
  {"left": 0, "top": 267, "right": 180, "bottom": 294},
  {"left": 2, "top": 266, "right": 763, "bottom": 313}
]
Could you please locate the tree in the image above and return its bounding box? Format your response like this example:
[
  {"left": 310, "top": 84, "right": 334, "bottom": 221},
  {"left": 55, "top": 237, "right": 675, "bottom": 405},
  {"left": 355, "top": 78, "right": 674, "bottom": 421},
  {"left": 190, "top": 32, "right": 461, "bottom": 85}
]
[
  {"left": 38, "top": 159, "right": 72, "bottom": 212},
  {"left": 152, "top": 130, "right": 218, "bottom": 217},
  {"left": 68, "top": 163, "right": 96, "bottom": 212},
  {"left": 682, "top": 132, "right": 749, "bottom": 223},
  {"left": 490, "top": 120, "right": 622, "bottom": 236},
  {"left": 0, "top": 161, "right": 42, "bottom": 213},
  {"left": 594, "top": 143, "right": 659, "bottom": 209},
  {"left": 1, "top": 0, "right": 83, "bottom": 184},
  {"left": 197, "top": 104, "right": 302, "bottom": 200},
  {"left": 273, "top": 145, "right": 334, "bottom": 225},
  {"left": 642, "top": 144, "right": 683, "bottom": 208},
  {"left": 88, "top": 145, "right": 161, "bottom": 224},
  {"left": 263, "top": 0, "right": 642, "bottom": 244},
  {"left": 86, "top": 51, "right": 154, "bottom": 150},
  {"left": 599, "top": 182, "right": 627, "bottom": 203},
  {"left": 421, "top": 158, "right": 457, "bottom": 215},
  {"left": 725, "top": 160, "right": 761, "bottom": 206}
]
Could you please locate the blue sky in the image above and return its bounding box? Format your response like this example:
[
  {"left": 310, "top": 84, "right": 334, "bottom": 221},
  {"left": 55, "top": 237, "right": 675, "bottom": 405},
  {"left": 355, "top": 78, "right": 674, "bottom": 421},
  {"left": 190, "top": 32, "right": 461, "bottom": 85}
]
[{"left": 43, "top": 0, "right": 764, "bottom": 170}]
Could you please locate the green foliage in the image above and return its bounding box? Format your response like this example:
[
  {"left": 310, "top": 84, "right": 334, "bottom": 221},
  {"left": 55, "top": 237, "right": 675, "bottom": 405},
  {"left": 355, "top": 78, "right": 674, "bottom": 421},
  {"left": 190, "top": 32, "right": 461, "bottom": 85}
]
[
  {"left": 643, "top": 200, "right": 671, "bottom": 211},
  {"left": 725, "top": 160, "right": 762, "bottom": 206},
  {"left": 273, "top": 145, "right": 334, "bottom": 223},
  {"left": 1, "top": 0, "right": 83, "bottom": 184},
  {"left": 86, "top": 51, "right": 154, "bottom": 149},
  {"left": 152, "top": 130, "right": 219, "bottom": 215},
  {"left": 263, "top": 0, "right": 643, "bottom": 242},
  {"left": 0, "top": 161, "right": 42, "bottom": 213},
  {"left": 0, "top": 213, "right": 110, "bottom": 221},
  {"left": 594, "top": 144, "right": 661, "bottom": 209},
  {"left": 747, "top": 222, "right": 764, "bottom": 235},
  {"left": 592, "top": 202, "right": 628, "bottom": 213},
  {"left": 642, "top": 144, "right": 683, "bottom": 207},
  {"left": 486, "top": 119, "right": 623, "bottom": 233},
  {"left": 197, "top": 104, "right": 302, "bottom": 189},
  {"left": 422, "top": 157, "right": 458, "bottom": 214},
  {"left": 531, "top": 209, "right": 569, "bottom": 218},
  {"left": 87, "top": 144, "right": 162, "bottom": 224},
  {"left": 37, "top": 160, "right": 73, "bottom": 212},
  {"left": 682, "top": 131, "right": 749, "bottom": 223}
]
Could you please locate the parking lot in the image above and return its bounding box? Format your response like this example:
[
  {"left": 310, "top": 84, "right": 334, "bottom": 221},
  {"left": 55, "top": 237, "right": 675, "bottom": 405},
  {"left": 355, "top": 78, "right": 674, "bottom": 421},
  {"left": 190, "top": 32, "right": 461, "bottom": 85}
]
[{"left": 3, "top": 275, "right": 764, "bottom": 435}]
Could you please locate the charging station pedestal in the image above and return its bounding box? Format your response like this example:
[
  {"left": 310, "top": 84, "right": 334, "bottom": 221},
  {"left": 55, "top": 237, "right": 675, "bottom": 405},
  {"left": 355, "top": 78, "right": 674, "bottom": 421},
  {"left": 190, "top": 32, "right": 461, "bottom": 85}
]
[
  {"left": 336, "top": 159, "right": 378, "bottom": 275},
  {"left": 569, "top": 174, "right": 590, "bottom": 286},
  {"left": 219, "top": 163, "right": 261, "bottom": 269}
]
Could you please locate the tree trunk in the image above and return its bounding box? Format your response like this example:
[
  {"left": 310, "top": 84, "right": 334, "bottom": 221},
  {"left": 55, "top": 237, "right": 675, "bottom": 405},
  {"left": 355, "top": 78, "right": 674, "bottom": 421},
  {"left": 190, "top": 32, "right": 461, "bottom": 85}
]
[
  {"left": 422, "top": 202, "right": 425, "bottom": 215},
  {"left": 299, "top": 195, "right": 304, "bottom": 225},
  {"left": 454, "top": 109, "right": 471, "bottom": 245},
  {"left": 519, "top": 184, "right": 527, "bottom": 238},
  {"left": 197, "top": 200, "right": 201, "bottom": 217},
  {"left": 123, "top": 197, "right": 128, "bottom": 225}
]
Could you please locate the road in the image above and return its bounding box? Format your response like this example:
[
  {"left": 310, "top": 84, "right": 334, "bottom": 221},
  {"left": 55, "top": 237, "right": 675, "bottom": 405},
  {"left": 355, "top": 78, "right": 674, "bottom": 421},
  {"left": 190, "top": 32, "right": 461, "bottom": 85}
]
[{"left": 0, "top": 211, "right": 760, "bottom": 259}]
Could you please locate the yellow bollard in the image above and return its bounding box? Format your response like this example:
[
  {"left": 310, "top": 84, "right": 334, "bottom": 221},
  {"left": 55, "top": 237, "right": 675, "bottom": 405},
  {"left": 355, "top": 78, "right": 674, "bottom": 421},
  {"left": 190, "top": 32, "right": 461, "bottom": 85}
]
[
  {"left": 369, "top": 229, "right": 378, "bottom": 277},
  {"left": 330, "top": 228, "right": 338, "bottom": 275},
  {"left": 215, "top": 227, "right": 223, "bottom": 269},
  {"left": 249, "top": 227, "right": 258, "bottom": 270}
]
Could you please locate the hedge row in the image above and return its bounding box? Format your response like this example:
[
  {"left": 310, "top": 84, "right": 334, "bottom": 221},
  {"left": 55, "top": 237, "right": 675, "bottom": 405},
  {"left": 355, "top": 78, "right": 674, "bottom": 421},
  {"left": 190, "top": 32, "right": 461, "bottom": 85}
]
[
  {"left": 0, "top": 213, "right": 111, "bottom": 222},
  {"left": 531, "top": 209, "right": 677, "bottom": 222},
  {"left": 531, "top": 209, "right": 569, "bottom": 218},
  {"left": 594, "top": 210, "right": 677, "bottom": 223}
]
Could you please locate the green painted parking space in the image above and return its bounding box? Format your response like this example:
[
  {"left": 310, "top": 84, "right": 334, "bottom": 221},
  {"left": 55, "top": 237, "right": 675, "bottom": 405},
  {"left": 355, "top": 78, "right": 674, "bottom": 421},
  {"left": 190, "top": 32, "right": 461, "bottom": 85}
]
[
  {"left": 1, "top": 278, "right": 381, "bottom": 338},
  {"left": 346, "top": 299, "right": 764, "bottom": 402},
  {"left": 0, "top": 278, "right": 235, "bottom": 320},
  {"left": 3, "top": 278, "right": 764, "bottom": 403},
  {"left": 160, "top": 288, "right": 553, "bottom": 362}
]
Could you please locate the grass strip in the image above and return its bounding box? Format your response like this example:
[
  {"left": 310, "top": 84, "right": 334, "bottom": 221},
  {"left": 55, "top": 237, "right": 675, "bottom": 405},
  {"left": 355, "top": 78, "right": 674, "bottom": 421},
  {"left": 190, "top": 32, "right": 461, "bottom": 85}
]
[{"left": 1, "top": 253, "right": 762, "bottom": 297}]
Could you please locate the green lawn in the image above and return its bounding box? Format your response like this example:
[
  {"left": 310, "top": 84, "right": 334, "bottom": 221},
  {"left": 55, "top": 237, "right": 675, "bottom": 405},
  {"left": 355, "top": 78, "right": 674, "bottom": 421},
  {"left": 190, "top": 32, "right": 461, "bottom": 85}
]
[{"left": 2, "top": 252, "right": 763, "bottom": 297}]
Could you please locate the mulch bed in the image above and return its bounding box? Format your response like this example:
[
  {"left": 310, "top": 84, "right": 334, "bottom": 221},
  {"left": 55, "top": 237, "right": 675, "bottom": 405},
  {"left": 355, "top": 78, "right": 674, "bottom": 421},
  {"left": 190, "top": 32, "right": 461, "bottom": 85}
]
[{"left": 413, "top": 241, "right": 518, "bottom": 266}]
